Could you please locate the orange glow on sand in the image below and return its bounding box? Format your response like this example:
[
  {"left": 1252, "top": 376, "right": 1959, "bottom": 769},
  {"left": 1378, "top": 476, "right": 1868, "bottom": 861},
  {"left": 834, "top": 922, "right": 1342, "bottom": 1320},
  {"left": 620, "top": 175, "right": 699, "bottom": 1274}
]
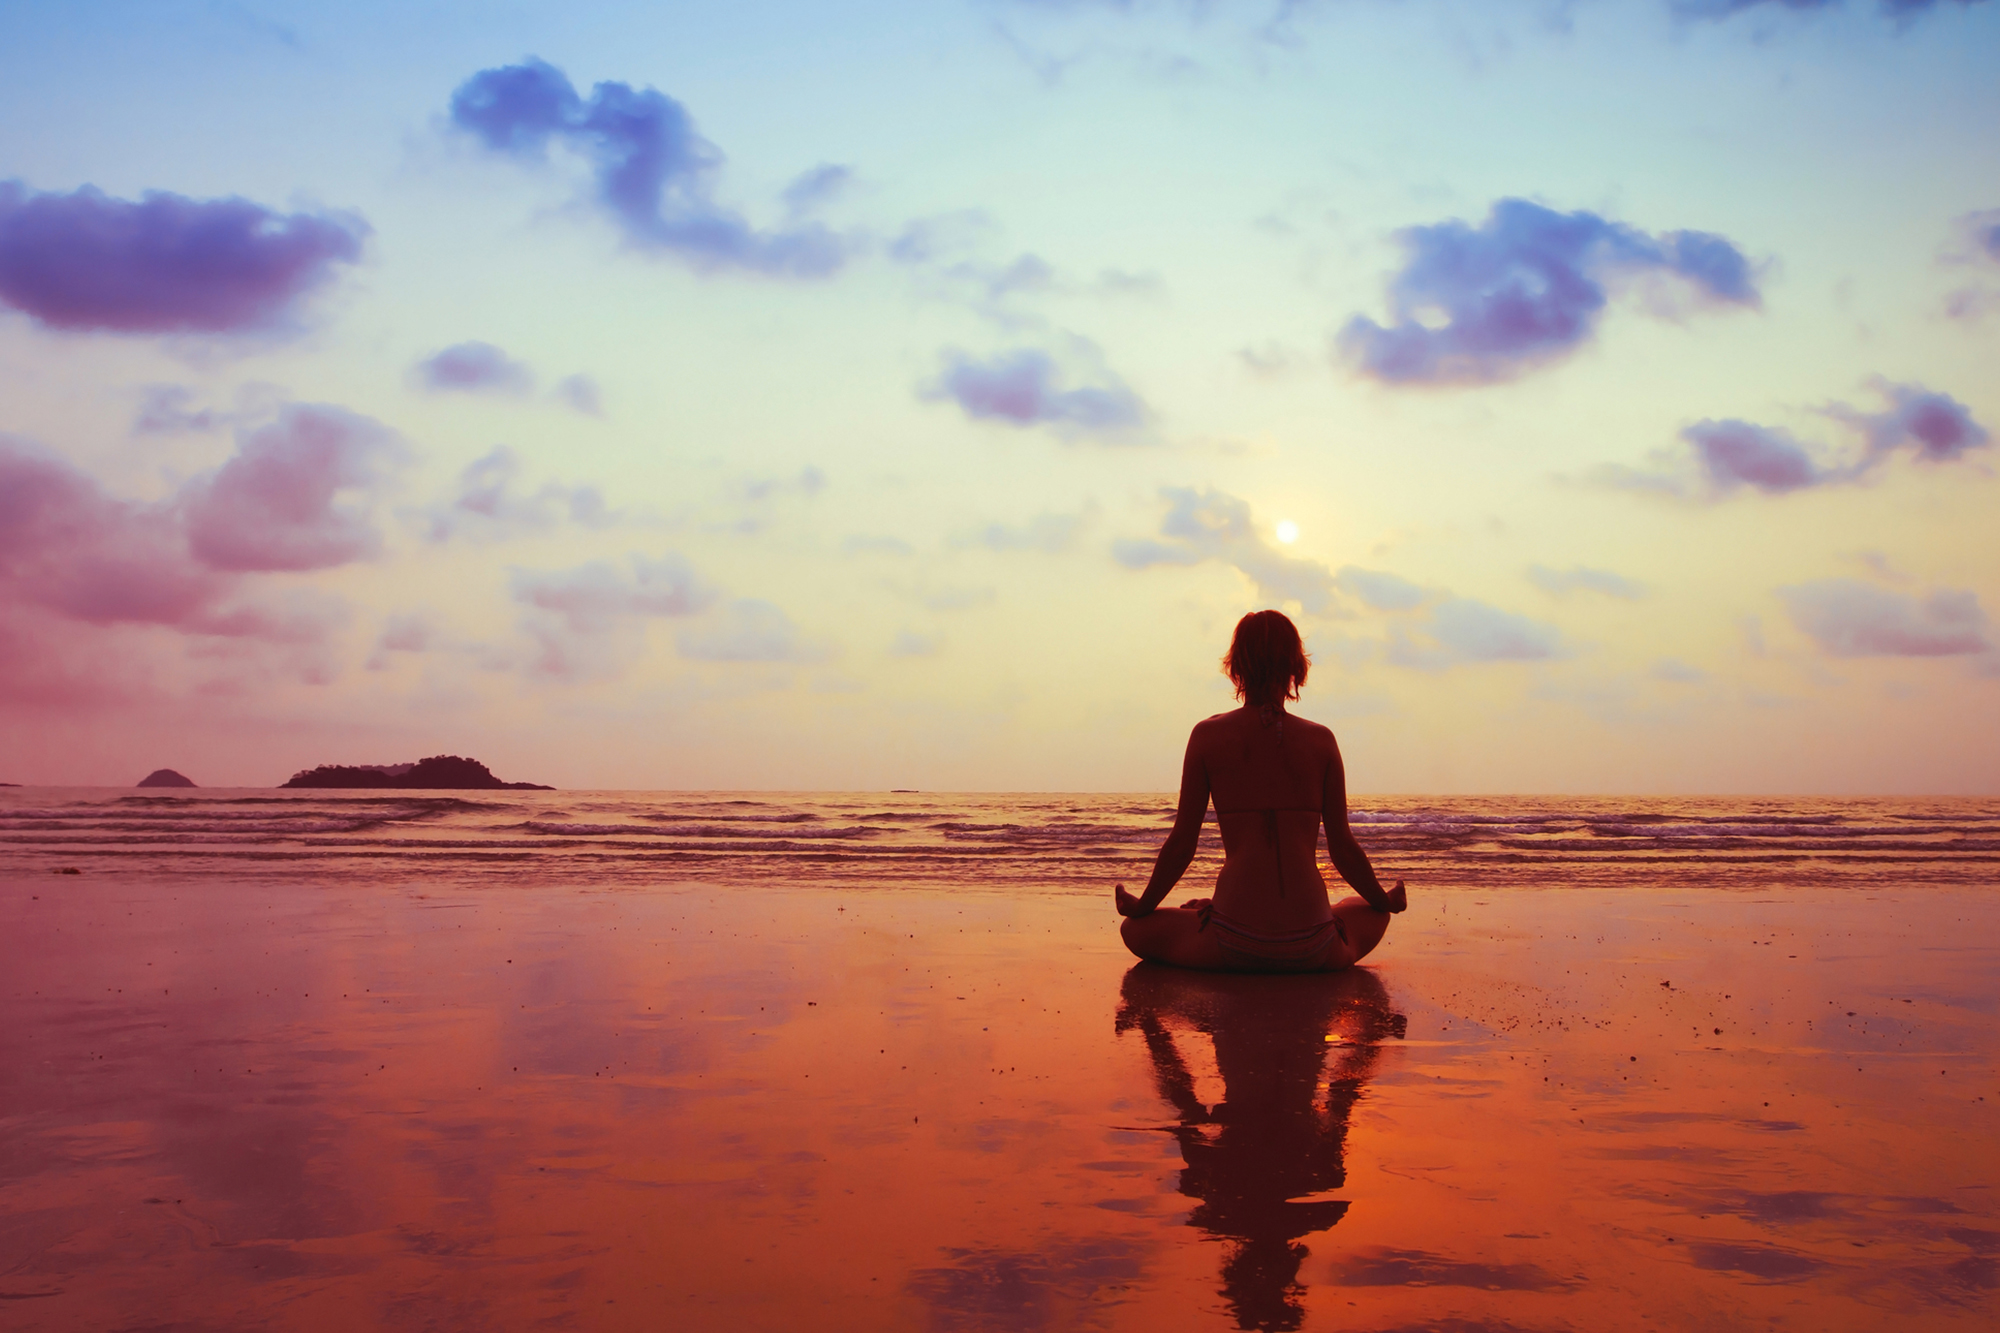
[{"left": 4, "top": 874, "right": 1996, "bottom": 1328}]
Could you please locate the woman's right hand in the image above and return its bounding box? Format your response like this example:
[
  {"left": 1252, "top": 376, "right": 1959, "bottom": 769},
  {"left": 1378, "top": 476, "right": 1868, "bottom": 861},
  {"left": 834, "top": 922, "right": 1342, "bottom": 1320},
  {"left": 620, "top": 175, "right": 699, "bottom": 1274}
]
[
  {"left": 1382, "top": 880, "right": 1407, "bottom": 913},
  {"left": 1114, "top": 884, "right": 1150, "bottom": 917}
]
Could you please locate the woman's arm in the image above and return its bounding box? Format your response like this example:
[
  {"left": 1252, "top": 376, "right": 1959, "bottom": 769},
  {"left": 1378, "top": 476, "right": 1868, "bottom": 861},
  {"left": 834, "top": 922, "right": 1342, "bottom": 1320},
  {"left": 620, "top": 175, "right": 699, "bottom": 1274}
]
[
  {"left": 1322, "top": 735, "right": 1405, "bottom": 914},
  {"left": 1115, "top": 730, "right": 1210, "bottom": 917}
]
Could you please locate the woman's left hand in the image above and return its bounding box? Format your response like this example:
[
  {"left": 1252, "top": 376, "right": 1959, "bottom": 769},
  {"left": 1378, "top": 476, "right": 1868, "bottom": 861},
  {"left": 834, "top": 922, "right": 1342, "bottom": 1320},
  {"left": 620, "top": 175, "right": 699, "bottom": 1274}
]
[{"left": 1114, "top": 884, "right": 1150, "bottom": 917}]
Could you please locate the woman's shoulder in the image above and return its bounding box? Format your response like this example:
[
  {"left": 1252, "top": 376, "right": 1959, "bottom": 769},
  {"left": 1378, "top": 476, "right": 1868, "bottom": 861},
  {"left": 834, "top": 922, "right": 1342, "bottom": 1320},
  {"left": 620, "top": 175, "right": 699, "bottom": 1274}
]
[
  {"left": 1187, "top": 708, "right": 1248, "bottom": 744},
  {"left": 1288, "top": 713, "right": 1339, "bottom": 752},
  {"left": 1292, "top": 713, "right": 1336, "bottom": 741}
]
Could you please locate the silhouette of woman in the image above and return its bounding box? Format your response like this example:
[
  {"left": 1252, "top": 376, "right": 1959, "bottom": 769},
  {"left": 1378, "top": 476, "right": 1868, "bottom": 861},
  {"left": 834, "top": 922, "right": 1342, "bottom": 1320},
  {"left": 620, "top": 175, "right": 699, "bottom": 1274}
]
[
  {"left": 1116, "top": 965, "right": 1407, "bottom": 1330},
  {"left": 1116, "top": 609, "right": 1406, "bottom": 971}
]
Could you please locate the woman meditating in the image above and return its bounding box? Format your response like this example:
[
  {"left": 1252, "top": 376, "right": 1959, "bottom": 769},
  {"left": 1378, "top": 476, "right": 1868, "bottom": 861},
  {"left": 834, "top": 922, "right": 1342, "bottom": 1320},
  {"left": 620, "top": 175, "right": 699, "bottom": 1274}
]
[{"left": 1115, "top": 609, "right": 1407, "bottom": 971}]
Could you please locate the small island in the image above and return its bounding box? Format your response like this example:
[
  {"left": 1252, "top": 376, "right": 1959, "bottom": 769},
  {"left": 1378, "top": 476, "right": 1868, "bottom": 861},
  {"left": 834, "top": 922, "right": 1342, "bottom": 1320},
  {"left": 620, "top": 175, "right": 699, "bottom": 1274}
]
[
  {"left": 282, "top": 755, "right": 553, "bottom": 791},
  {"left": 138, "top": 769, "right": 198, "bottom": 788}
]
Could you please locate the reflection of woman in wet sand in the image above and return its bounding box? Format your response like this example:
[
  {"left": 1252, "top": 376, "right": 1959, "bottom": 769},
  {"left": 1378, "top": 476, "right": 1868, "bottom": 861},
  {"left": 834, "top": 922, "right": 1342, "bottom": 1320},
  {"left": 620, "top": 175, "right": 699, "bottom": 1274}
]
[
  {"left": 1116, "top": 610, "right": 1406, "bottom": 971},
  {"left": 1117, "top": 965, "right": 1406, "bottom": 1331}
]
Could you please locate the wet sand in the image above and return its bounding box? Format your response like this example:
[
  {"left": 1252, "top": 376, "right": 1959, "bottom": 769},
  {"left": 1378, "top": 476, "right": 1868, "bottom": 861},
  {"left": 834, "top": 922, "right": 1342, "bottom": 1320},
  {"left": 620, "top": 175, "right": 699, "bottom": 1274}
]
[{"left": 3, "top": 875, "right": 1996, "bottom": 1330}]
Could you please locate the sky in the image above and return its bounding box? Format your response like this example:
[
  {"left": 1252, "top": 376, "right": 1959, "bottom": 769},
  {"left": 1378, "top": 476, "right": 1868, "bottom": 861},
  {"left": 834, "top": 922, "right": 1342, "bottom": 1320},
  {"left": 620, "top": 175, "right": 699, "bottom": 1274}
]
[{"left": 0, "top": 0, "right": 1996, "bottom": 793}]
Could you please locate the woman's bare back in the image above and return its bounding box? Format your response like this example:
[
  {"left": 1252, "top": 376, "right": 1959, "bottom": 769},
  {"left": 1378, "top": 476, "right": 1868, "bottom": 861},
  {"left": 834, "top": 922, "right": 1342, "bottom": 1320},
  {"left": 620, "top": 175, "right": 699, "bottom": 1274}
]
[{"left": 1196, "top": 706, "right": 1340, "bottom": 934}]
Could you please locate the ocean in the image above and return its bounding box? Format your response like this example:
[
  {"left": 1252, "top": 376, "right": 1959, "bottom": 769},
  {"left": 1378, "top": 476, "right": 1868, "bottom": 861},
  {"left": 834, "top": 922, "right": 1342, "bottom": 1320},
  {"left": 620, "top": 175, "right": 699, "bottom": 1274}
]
[{"left": 5, "top": 789, "right": 1996, "bottom": 891}]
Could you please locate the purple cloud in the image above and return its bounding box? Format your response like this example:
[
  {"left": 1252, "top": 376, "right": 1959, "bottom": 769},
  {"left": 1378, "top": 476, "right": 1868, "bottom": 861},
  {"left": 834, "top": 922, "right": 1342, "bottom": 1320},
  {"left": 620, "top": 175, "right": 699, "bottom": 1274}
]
[
  {"left": 927, "top": 349, "right": 1146, "bottom": 437},
  {"left": 449, "top": 58, "right": 850, "bottom": 278},
  {"left": 1606, "top": 381, "right": 1988, "bottom": 499},
  {"left": 448, "top": 58, "right": 582, "bottom": 151},
  {"left": 1114, "top": 487, "right": 1340, "bottom": 614},
  {"left": 0, "top": 181, "right": 365, "bottom": 334},
  {"left": 1387, "top": 598, "right": 1563, "bottom": 669},
  {"left": 1526, "top": 564, "right": 1647, "bottom": 599},
  {"left": 1337, "top": 199, "right": 1758, "bottom": 386},
  {"left": 183, "top": 406, "right": 406, "bottom": 572},
  {"left": 1684, "top": 420, "right": 1830, "bottom": 494},
  {"left": 415, "top": 341, "right": 533, "bottom": 394},
  {"left": 555, "top": 373, "right": 604, "bottom": 416},
  {"left": 1835, "top": 382, "right": 1991, "bottom": 464},
  {"left": 1978, "top": 214, "right": 2000, "bottom": 264},
  {"left": 133, "top": 385, "right": 226, "bottom": 434},
  {"left": 511, "top": 554, "right": 714, "bottom": 634},
  {"left": 1676, "top": 0, "right": 1988, "bottom": 21},
  {"left": 781, "top": 164, "right": 854, "bottom": 216},
  {"left": 425, "top": 447, "right": 611, "bottom": 543},
  {"left": 1944, "top": 210, "right": 2000, "bottom": 322},
  {"left": 676, "top": 598, "right": 828, "bottom": 663},
  {"left": 1779, "top": 579, "right": 1989, "bottom": 657},
  {"left": 130, "top": 384, "right": 283, "bottom": 437}
]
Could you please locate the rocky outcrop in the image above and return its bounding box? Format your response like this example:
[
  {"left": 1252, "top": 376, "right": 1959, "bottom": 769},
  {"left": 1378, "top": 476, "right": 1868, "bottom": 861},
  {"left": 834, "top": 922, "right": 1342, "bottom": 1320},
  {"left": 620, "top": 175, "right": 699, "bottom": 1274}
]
[
  {"left": 281, "top": 755, "right": 552, "bottom": 790},
  {"left": 138, "top": 769, "right": 197, "bottom": 788}
]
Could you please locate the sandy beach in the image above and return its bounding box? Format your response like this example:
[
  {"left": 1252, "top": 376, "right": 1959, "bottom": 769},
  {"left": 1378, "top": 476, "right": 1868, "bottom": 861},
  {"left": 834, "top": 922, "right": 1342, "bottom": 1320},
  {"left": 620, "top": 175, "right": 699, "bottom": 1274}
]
[{"left": 4, "top": 868, "right": 1995, "bottom": 1330}]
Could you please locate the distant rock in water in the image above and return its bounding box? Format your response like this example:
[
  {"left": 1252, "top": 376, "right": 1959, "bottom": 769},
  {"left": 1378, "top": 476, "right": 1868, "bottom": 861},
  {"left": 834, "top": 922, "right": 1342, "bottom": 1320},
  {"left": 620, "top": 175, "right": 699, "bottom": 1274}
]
[
  {"left": 138, "top": 769, "right": 198, "bottom": 788},
  {"left": 282, "top": 755, "right": 553, "bottom": 791}
]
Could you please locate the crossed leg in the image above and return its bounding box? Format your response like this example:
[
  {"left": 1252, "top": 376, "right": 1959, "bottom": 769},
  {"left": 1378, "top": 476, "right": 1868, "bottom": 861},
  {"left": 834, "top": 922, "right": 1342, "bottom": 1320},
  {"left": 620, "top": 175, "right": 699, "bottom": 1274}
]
[
  {"left": 1119, "top": 895, "right": 1391, "bottom": 972},
  {"left": 1118, "top": 902, "right": 1231, "bottom": 970},
  {"left": 1328, "top": 895, "right": 1390, "bottom": 966}
]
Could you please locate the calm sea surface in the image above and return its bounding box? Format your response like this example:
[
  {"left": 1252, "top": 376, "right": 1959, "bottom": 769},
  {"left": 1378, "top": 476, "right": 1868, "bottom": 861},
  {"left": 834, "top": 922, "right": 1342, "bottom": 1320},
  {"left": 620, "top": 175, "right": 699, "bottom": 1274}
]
[{"left": 4, "top": 789, "right": 1995, "bottom": 890}]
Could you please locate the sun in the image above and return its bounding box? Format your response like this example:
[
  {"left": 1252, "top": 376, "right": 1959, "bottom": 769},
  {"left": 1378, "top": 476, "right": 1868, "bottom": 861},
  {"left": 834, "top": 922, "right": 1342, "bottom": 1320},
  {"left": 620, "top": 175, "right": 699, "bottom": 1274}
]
[{"left": 1274, "top": 520, "right": 1299, "bottom": 545}]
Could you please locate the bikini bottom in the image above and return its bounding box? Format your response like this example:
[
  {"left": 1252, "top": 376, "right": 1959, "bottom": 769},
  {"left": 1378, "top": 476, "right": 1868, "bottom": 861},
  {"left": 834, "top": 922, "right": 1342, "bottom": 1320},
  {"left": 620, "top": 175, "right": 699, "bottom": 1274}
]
[{"left": 1199, "top": 905, "right": 1350, "bottom": 974}]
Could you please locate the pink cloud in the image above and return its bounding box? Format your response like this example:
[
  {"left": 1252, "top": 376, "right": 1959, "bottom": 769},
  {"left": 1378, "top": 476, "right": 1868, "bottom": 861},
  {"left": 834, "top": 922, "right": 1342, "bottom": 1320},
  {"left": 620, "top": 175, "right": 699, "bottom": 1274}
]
[
  {"left": 0, "top": 435, "right": 223, "bottom": 626},
  {"left": 1779, "top": 579, "right": 1989, "bottom": 658},
  {"left": 0, "top": 404, "right": 402, "bottom": 709},
  {"left": 182, "top": 405, "right": 406, "bottom": 572}
]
